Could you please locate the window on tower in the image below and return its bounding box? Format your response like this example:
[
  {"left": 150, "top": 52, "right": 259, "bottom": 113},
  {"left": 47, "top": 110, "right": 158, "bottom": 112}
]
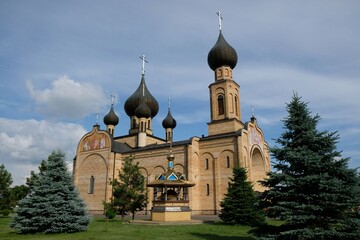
[
  {"left": 217, "top": 95, "right": 224, "bottom": 115},
  {"left": 235, "top": 96, "right": 239, "bottom": 116},
  {"left": 205, "top": 158, "right": 209, "bottom": 170}
]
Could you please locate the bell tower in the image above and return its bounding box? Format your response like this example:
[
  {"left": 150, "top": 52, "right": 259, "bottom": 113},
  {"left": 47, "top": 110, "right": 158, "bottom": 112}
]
[{"left": 207, "top": 12, "right": 243, "bottom": 136}]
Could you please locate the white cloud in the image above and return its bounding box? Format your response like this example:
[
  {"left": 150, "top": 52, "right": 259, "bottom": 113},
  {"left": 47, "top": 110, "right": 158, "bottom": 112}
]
[
  {"left": 0, "top": 118, "right": 87, "bottom": 185},
  {"left": 27, "top": 75, "right": 107, "bottom": 120}
]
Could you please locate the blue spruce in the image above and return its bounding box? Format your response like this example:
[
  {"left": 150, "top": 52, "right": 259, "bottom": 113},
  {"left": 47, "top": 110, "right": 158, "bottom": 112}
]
[{"left": 10, "top": 151, "right": 90, "bottom": 234}]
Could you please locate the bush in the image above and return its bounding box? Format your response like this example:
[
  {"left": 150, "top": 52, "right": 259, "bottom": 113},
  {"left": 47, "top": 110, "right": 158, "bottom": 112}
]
[
  {"left": 103, "top": 202, "right": 116, "bottom": 219},
  {"left": 1, "top": 209, "right": 11, "bottom": 217}
]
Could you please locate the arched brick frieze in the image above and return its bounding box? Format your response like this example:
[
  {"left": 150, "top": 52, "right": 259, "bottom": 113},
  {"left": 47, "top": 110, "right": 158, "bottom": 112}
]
[
  {"left": 250, "top": 146, "right": 267, "bottom": 191},
  {"left": 174, "top": 163, "right": 185, "bottom": 174},
  {"left": 77, "top": 153, "right": 108, "bottom": 213},
  {"left": 218, "top": 150, "right": 235, "bottom": 198},
  {"left": 151, "top": 165, "right": 166, "bottom": 180}
]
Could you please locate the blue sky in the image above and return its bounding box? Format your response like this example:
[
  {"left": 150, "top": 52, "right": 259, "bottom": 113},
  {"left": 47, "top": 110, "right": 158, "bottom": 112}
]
[{"left": 1, "top": 1, "right": 359, "bottom": 185}]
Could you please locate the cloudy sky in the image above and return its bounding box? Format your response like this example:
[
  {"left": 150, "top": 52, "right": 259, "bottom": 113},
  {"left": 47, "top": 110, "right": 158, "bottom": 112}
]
[{"left": 1, "top": 1, "right": 359, "bottom": 185}]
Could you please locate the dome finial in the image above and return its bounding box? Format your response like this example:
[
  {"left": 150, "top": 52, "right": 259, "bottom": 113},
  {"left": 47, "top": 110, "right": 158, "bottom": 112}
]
[
  {"left": 110, "top": 93, "right": 116, "bottom": 105},
  {"left": 139, "top": 54, "right": 148, "bottom": 75},
  {"left": 95, "top": 113, "right": 99, "bottom": 125},
  {"left": 216, "top": 11, "right": 223, "bottom": 31}
]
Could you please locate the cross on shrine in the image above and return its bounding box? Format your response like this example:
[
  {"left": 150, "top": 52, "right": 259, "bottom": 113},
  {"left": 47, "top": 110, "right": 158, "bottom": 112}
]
[{"left": 95, "top": 113, "right": 99, "bottom": 125}]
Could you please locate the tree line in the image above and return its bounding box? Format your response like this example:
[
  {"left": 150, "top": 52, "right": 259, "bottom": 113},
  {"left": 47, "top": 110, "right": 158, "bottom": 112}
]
[{"left": 1, "top": 93, "right": 360, "bottom": 239}]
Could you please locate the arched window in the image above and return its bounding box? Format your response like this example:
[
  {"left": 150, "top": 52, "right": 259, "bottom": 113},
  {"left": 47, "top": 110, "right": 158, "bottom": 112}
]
[
  {"left": 235, "top": 96, "right": 239, "bottom": 116},
  {"left": 147, "top": 120, "right": 151, "bottom": 129},
  {"left": 230, "top": 93, "right": 234, "bottom": 113},
  {"left": 217, "top": 95, "right": 224, "bottom": 115},
  {"left": 140, "top": 122, "right": 145, "bottom": 132},
  {"left": 226, "top": 156, "right": 230, "bottom": 168},
  {"left": 132, "top": 119, "right": 137, "bottom": 129},
  {"left": 205, "top": 158, "right": 209, "bottom": 170},
  {"left": 88, "top": 176, "right": 95, "bottom": 194},
  {"left": 206, "top": 184, "right": 210, "bottom": 196}
]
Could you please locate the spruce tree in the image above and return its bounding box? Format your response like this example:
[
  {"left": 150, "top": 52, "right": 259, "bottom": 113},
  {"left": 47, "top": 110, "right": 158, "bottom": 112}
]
[
  {"left": 10, "top": 151, "right": 90, "bottom": 234},
  {"left": 219, "top": 167, "right": 265, "bottom": 226},
  {"left": 260, "top": 94, "right": 360, "bottom": 239},
  {"left": 111, "top": 156, "right": 146, "bottom": 220}
]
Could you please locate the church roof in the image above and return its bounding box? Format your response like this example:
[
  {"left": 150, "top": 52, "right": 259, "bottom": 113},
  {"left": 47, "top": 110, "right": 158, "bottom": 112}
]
[
  {"left": 207, "top": 31, "right": 238, "bottom": 71},
  {"left": 124, "top": 74, "right": 159, "bottom": 118},
  {"left": 112, "top": 141, "right": 132, "bottom": 153}
]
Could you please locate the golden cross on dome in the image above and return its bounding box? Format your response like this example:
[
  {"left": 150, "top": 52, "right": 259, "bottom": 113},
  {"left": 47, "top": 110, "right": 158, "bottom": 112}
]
[
  {"left": 139, "top": 54, "right": 148, "bottom": 75},
  {"left": 216, "top": 11, "right": 223, "bottom": 31}
]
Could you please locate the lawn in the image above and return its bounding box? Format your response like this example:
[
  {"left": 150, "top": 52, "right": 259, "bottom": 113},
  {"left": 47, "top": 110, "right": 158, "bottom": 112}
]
[{"left": 0, "top": 216, "right": 257, "bottom": 240}]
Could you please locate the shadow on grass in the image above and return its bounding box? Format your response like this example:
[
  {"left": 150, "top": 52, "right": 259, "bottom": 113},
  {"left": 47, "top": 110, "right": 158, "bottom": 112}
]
[{"left": 190, "top": 233, "right": 256, "bottom": 240}]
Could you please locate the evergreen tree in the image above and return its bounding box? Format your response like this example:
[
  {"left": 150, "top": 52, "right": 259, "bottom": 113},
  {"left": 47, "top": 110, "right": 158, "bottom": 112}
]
[
  {"left": 9, "top": 185, "right": 29, "bottom": 208},
  {"left": 10, "top": 151, "right": 90, "bottom": 234},
  {"left": 26, "top": 160, "right": 46, "bottom": 189},
  {"left": 0, "top": 164, "right": 13, "bottom": 215},
  {"left": 219, "top": 167, "right": 265, "bottom": 227},
  {"left": 111, "top": 156, "right": 146, "bottom": 220},
  {"left": 260, "top": 94, "right": 360, "bottom": 239}
]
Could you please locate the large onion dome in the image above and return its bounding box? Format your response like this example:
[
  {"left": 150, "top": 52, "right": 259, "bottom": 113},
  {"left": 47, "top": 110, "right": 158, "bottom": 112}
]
[
  {"left": 124, "top": 75, "right": 159, "bottom": 118},
  {"left": 135, "top": 98, "right": 152, "bottom": 118},
  {"left": 162, "top": 109, "right": 177, "bottom": 129},
  {"left": 103, "top": 105, "right": 119, "bottom": 126},
  {"left": 207, "top": 31, "right": 238, "bottom": 71}
]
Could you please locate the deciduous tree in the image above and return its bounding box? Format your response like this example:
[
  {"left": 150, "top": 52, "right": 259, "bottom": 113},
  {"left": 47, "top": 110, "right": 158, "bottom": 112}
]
[
  {"left": 111, "top": 156, "right": 146, "bottom": 220},
  {"left": 0, "top": 164, "right": 13, "bottom": 215}
]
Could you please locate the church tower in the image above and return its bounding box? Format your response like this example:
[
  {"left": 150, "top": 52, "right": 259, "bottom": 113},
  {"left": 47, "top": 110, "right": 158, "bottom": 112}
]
[{"left": 207, "top": 12, "right": 243, "bottom": 136}]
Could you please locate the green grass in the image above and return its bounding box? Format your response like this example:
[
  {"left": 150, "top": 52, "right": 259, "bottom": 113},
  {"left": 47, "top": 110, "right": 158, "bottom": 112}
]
[{"left": 0, "top": 216, "right": 258, "bottom": 240}]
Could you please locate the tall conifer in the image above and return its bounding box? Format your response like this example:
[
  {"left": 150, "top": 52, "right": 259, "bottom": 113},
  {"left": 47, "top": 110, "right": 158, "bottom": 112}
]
[
  {"left": 11, "top": 151, "right": 90, "bottom": 234},
  {"left": 260, "top": 94, "right": 360, "bottom": 239},
  {"left": 220, "top": 167, "right": 265, "bottom": 226}
]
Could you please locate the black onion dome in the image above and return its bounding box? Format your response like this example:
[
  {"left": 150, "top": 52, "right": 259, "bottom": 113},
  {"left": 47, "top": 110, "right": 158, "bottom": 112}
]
[
  {"left": 103, "top": 105, "right": 119, "bottom": 126},
  {"left": 207, "top": 31, "right": 238, "bottom": 71},
  {"left": 162, "top": 109, "right": 177, "bottom": 129},
  {"left": 124, "top": 75, "right": 159, "bottom": 118},
  {"left": 135, "top": 98, "right": 152, "bottom": 118}
]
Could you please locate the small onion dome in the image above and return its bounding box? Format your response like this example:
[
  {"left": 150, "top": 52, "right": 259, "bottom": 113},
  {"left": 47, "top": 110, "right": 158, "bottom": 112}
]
[
  {"left": 135, "top": 98, "right": 152, "bottom": 118},
  {"left": 162, "top": 109, "right": 177, "bottom": 129},
  {"left": 207, "top": 31, "right": 238, "bottom": 71},
  {"left": 124, "top": 75, "right": 159, "bottom": 118},
  {"left": 103, "top": 105, "right": 119, "bottom": 126}
]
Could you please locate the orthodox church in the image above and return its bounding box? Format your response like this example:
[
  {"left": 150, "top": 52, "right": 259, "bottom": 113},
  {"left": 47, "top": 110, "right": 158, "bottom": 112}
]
[{"left": 73, "top": 17, "right": 271, "bottom": 215}]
